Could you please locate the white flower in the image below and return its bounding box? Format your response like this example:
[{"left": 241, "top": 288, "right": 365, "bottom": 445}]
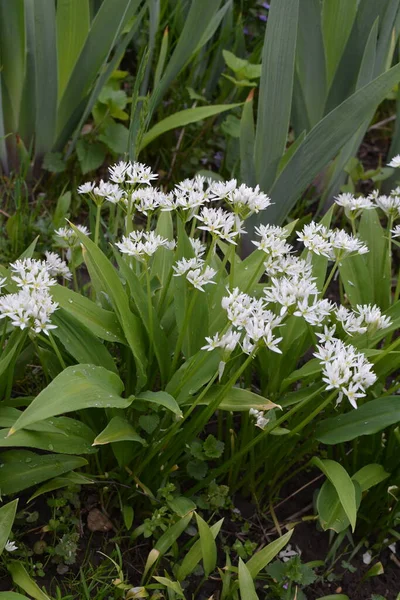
[
  {"left": 189, "top": 237, "right": 206, "bottom": 258},
  {"left": 116, "top": 231, "right": 174, "bottom": 262},
  {"left": 106, "top": 186, "right": 126, "bottom": 205},
  {"left": 173, "top": 257, "right": 204, "bottom": 276},
  {"left": 225, "top": 183, "right": 271, "bottom": 215},
  {"left": 336, "top": 305, "right": 391, "bottom": 336},
  {"left": 314, "top": 338, "right": 377, "bottom": 408},
  {"left": 335, "top": 193, "right": 375, "bottom": 216},
  {"left": 0, "top": 277, "right": 7, "bottom": 293},
  {"left": 249, "top": 407, "right": 269, "bottom": 429},
  {"left": 186, "top": 266, "right": 217, "bottom": 292},
  {"left": 387, "top": 155, "right": 400, "bottom": 168},
  {"left": 54, "top": 225, "right": 89, "bottom": 247},
  {"left": 45, "top": 252, "right": 72, "bottom": 280},
  {"left": 5, "top": 540, "right": 17, "bottom": 552},
  {"left": 0, "top": 287, "right": 59, "bottom": 335},
  {"left": 298, "top": 223, "right": 368, "bottom": 260},
  {"left": 108, "top": 161, "right": 130, "bottom": 183},
  {"left": 392, "top": 224, "right": 400, "bottom": 237},
  {"left": 125, "top": 162, "right": 158, "bottom": 186},
  {"left": 279, "top": 544, "right": 299, "bottom": 562},
  {"left": 374, "top": 194, "right": 400, "bottom": 219},
  {"left": 196, "top": 207, "right": 244, "bottom": 244},
  {"left": 362, "top": 551, "right": 372, "bottom": 565},
  {"left": 77, "top": 182, "right": 95, "bottom": 195},
  {"left": 93, "top": 180, "right": 116, "bottom": 198}
]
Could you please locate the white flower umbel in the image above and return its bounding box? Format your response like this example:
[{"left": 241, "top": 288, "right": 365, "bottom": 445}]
[
  {"left": 374, "top": 194, "right": 400, "bottom": 220},
  {"left": 195, "top": 207, "right": 244, "bottom": 244},
  {"left": 77, "top": 182, "right": 95, "bottom": 195},
  {"left": 224, "top": 183, "right": 271, "bottom": 216},
  {"left": 314, "top": 337, "right": 377, "bottom": 408},
  {"left": 116, "top": 231, "right": 174, "bottom": 262},
  {"left": 252, "top": 224, "right": 292, "bottom": 257},
  {"left": 0, "top": 287, "right": 58, "bottom": 335},
  {"left": 10, "top": 259, "right": 57, "bottom": 291},
  {"left": 249, "top": 407, "right": 269, "bottom": 429},
  {"left": 125, "top": 162, "right": 158, "bottom": 186},
  {"left": 131, "top": 188, "right": 169, "bottom": 215},
  {"left": 387, "top": 155, "right": 400, "bottom": 168},
  {"left": 335, "top": 193, "right": 375, "bottom": 218},
  {"left": 54, "top": 225, "right": 89, "bottom": 246},
  {"left": 186, "top": 266, "right": 217, "bottom": 292},
  {"left": 45, "top": 252, "right": 72, "bottom": 280},
  {"left": 336, "top": 304, "right": 392, "bottom": 336},
  {"left": 108, "top": 161, "right": 131, "bottom": 183},
  {"left": 298, "top": 222, "right": 368, "bottom": 260}
]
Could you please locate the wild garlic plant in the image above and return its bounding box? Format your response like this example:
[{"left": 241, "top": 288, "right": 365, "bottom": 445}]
[{"left": 0, "top": 160, "right": 399, "bottom": 526}]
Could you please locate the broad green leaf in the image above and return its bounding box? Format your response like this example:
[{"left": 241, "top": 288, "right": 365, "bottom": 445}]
[
  {"left": 177, "top": 519, "right": 223, "bottom": 581},
  {"left": 254, "top": 0, "right": 299, "bottom": 190},
  {"left": 116, "top": 253, "right": 170, "bottom": 385},
  {"left": 167, "top": 350, "right": 221, "bottom": 403},
  {"left": 0, "top": 416, "right": 96, "bottom": 455},
  {"left": 153, "top": 27, "right": 169, "bottom": 90},
  {"left": 167, "top": 496, "right": 196, "bottom": 518},
  {"left": 316, "top": 479, "right": 361, "bottom": 533},
  {"left": 238, "top": 558, "right": 259, "bottom": 600},
  {"left": 9, "top": 364, "right": 129, "bottom": 434},
  {"left": 358, "top": 209, "right": 391, "bottom": 309},
  {"left": 352, "top": 464, "right": 390, "bottom": 493},
  {"left": 152, "top": 577, "right": 184, "bottom": 598},
  {"left": 316, "top": 595, "right": 349, "bottom": 600},
  {"left": 28, "top": 472, "right": 93, "bottom": 502},
  {"left": 322, "top": 0, "right": 357, "bottom": 88},
  {"left": 195, "top": 513, "right": 217, "bottom": 577},
  {"left": 56, "top": 0, "right": 90, "bottom": 99},
  {"left": 268, "top": 61, "right": 400, "bottom": 224},
  {"left": 137, "top": 391, "right": 182, "bottom": 417},
  {"left": 140, "top": 103, "right": 242, "bottom": 150},
  {"left": 151, "top": 211, "right": 174, "bottom": 288},
  {"left": 93, "top": 416, "right": 145, "bottom": 445},
  {"left": 74, "top": 226, "right": 148, "bottom": 389},
  {"left": 0, "top": 499, "right": 18, "bottom": 555},
  {"left": 311, "top": 457, "right": 357, "bottom": 531},
  {"left": 0, "top": 593, "right": 32, "bottom": 600},
  {"left": 240, "top": 91, "right": 256, "bottom": 186},
  {"left": 76, "top": 138, "right": 107, "bottom": 174},
  {"left": 51, "top": 284, "right": 125, "bottom": 343},
  {"left": 0, "top": 451, "right": 87, "bottom": 495},
  {"left": 246, "top": 530, "right": 293, "bottom": 578},
  {"left": 155, "top": 513, "right": 193, "bottom": 554},
  {"left": 144, "top": 512, "right": 193, "bottom": 579},
  {"left": 52, "top": 309, "right": 117, "bottom": 373},
  {"left": 315, "top": 397, "right": 400, "bottom": 444},
  {"left": 99, "top": 121, "right": 129, "bottom": 154},
  {"left": 8, "top": 562, "right": 51, "bottom": 600},
  {"left": 189, "top": 385, "right": 279, "bottom": 412},
  {"left": 338, "top": 253, "right": 372, "bottom": 306}
]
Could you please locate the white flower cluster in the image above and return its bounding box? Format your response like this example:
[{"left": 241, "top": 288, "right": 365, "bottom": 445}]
[
  {"left": 298, "top": 222, "right": 368, "bottom": 260},
  {"left": 249, "top": 407, "right": 269, "bottom": 429},
  {"left": 195, "top": 207, "right": 245, "bottom": 244},
  {"left": 116, "top": 231, "right": 175, "bottom": 262},
  {"left": 0, "top": 258, "right": 63, "bottom": 335},
  {"left": 54, "top": 224, "right": 90, "bottom": 261},
  {"left": 314, "top": 338, "right": 377, "bottom": 408},
  {"left": 336, "top": 185, "right": 400, "bottom": 221},
  {"left": 336, "top": 304, "right": 392, "bottom": 336},
  {"left": 173, "top": 237, "right": 217, "bottom": 292},
  {"left": 212, "top": 180, "right": 271, "bottom": 215}
]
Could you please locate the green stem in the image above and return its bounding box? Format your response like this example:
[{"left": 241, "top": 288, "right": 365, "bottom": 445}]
[
  {"left": 244, "top": 252, "right": 265, "bottom": 294},
  {"left": 48, "top": 332, "right": 66, "bottom": 370},
  {"left": 188, "top": 386, "right": 326, "bottom": 495},
  {"left": 229, "top": 244, "right": 236, "bottom": 288},
  {"left": 322, "top": 259, "right": 339, "bottom": 296},
  {"left": 94, "top": 204, "right": 101, "bottom": 246},
  {"left": 170, "top": 290, "right": 197, "bottom": 375},
  {"left": 287, "top": 390, "right": 337, "bottom": 437},
  {"left": 145, "top": 267, "right": 154, "bottom": 367}
]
